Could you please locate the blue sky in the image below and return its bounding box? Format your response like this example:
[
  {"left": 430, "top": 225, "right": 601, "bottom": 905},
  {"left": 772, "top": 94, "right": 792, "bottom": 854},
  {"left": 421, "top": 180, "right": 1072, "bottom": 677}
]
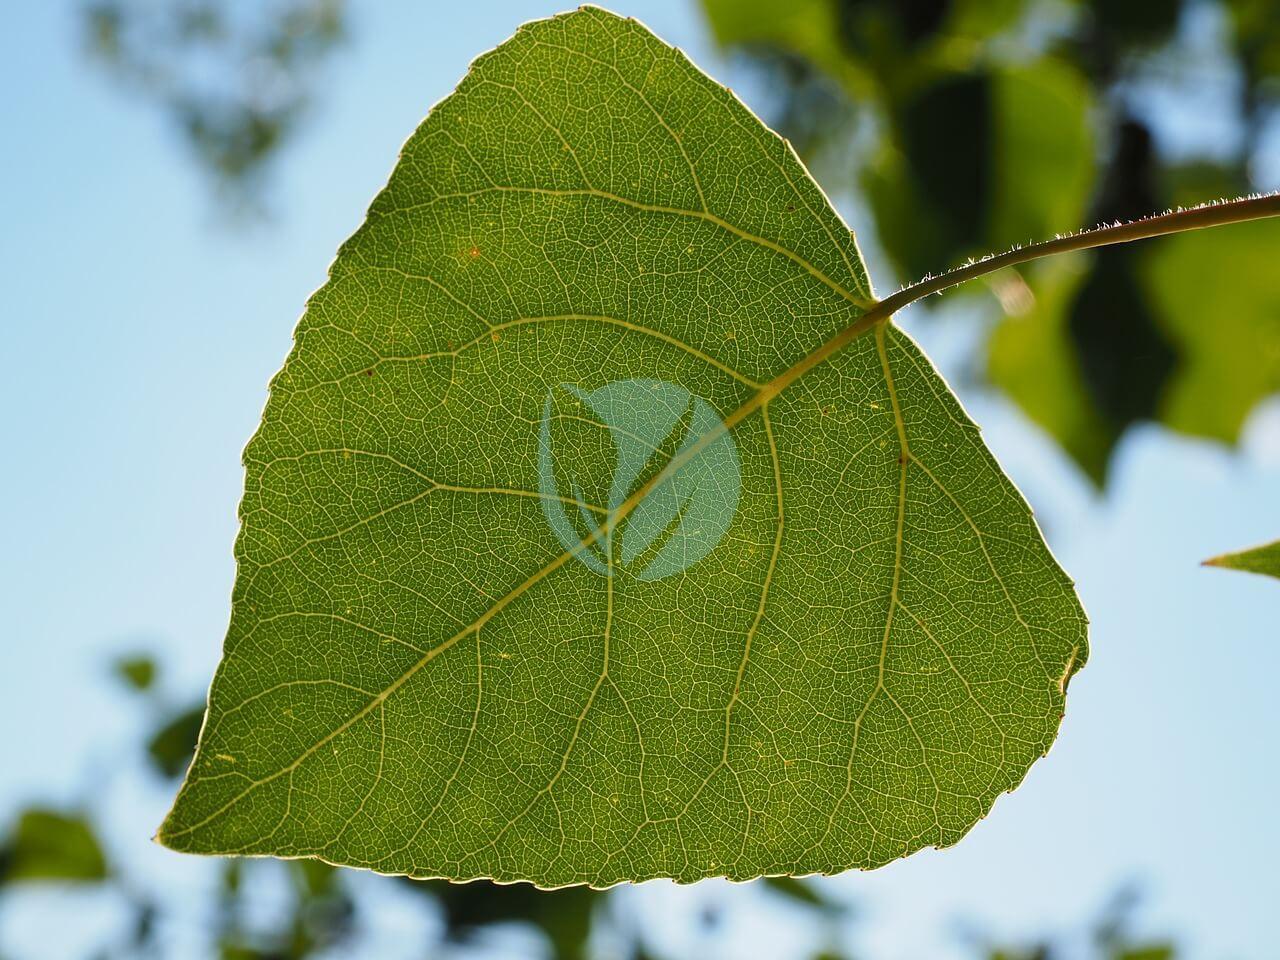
[{"left": 2, "top": 2, "right": 1278, "bottom": 958}]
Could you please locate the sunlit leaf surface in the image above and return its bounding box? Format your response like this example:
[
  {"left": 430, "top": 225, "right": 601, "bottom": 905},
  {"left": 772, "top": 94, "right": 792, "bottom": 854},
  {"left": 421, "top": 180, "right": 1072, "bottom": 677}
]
[{"left": 160, "top": 6, "right": 1086, "bottom": 887}]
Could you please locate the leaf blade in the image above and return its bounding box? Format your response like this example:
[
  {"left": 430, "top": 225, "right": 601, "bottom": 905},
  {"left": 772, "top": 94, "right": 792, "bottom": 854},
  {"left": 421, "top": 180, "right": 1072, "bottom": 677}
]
[{"left": 160, "top": 6, "right": 1086, "bottom": 888}]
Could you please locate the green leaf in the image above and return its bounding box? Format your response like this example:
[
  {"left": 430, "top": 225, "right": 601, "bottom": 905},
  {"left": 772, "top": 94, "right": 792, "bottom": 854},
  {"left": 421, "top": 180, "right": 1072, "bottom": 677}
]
[
  {"left": 426, "top": 878, "right": 599, "bottom": 959},
  {"left": 1113, "top": 947, "right": 1176, "bottom": 960},
  {"left": 159, "top": 6, "right": 1086, "bottom": 886},
  {"left": 113, "top": 653, "right": 158, "bottom": 692},
  {"left": 989, "top": 216, "right": 1280, "bottom": 483},
  {"left": 702, "top": 1, "right": 1280, "bottom": 485},
  {"left": 760, "top": 875, "right": 844, "bottom": 913},
  {"left": 1203, "top": 539, "right": 1280, "bottom": 580},
  {"left": 701, "top": 0, "right": 1028, "bottom": 96},
  {"left": 0, "top": 808, "right": 108, "bottom": 884},
  {"left": 1143, "top": 218, "right": 1280, "bottom": 444},
  {"left": 864, "top": 60, "right": 1094, "bottom": 284},
  {"left": 985, "top": 255, "right": 1116, "bottom": 482},
  {"left": 703, "top": 1, "right": 1094, "bottom": 285},
  {"left": 148, "top": 705, "right": 206, "bottom": 779},
  {"left": 702, "top": 0, "right": 853, "bottom": 88}
]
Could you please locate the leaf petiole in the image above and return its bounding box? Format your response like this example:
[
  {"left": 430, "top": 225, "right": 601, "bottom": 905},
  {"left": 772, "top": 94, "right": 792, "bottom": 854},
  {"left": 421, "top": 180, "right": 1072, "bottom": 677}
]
[{"left": 869, "top": 191, "right": 1280, "bottom": 322}]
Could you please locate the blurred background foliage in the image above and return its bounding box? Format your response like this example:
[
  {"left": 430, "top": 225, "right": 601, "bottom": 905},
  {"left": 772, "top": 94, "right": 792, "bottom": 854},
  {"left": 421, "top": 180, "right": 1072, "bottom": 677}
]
[
  {"left": 700, "top": 0, "right": 1280, "bottom": 485},
  {"left": 82, "top": 0, "right": 346, "bottom": 208},
  {"left": 13, "top": 0, "right": 1272, "bottom": 955},
  {"left": 0, "top": 651, "right": 1178, "bottom": 959}
]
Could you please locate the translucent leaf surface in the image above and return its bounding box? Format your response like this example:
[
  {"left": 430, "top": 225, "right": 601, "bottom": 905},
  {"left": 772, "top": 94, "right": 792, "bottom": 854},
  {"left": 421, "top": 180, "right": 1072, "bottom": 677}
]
[
  {"left": 160, "top": 6, "right": 1087, "bottom": 887},
  {"left": 0, "top": 809, "right": 108, "bottom": 884}
]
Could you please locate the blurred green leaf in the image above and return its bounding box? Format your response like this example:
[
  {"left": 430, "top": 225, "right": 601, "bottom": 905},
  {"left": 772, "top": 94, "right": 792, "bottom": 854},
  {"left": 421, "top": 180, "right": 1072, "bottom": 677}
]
[
  {"left": 866, "top": 69, "right": 995, "bottom": 279},
  {"left": 866, "top": 60, "right": 1094, "bottom": 283},
  {"left": 209, "top": 859, "right": 355, "bottom": 959},
  {"left": 1225, "top": 0, "right": 1280, "bottom": 99},
  {"left": 82, "top": 0, "right": 346, "bottom": 202},
  {"left": 702, "top": 0, "right": 1029, "bottom": 102},
  {"left": 702, "top": 0, "right": 870, "bottom": 96},
  {"left": 148, "top": 705, "right": 204, "bottom": 778},
  {"left": 986, "top": 246, "right": 1178, "bottom": 486},
  {"left": 0, "top": 808, "right": 108, "bottom": 884},
  {"left": 113, "top": 653, "right": 157, "bottom": 692},
  {"left": 1204, "top": 538, "right": 1280, "bottom": 580},
  {"left": 990, "top": 214, "right": 1280, "bottom": 484},
  {"left": 1081, "top": 0, "right": 1181, "bottom": 48},
  {"left": 987, "top": 255, "right": 1116, "bottom": 482},
  {"left": 704, "top": 0, "right": 1280, "bottom": 487},
  {"left": 1114, "top": 946, "right": 1176, "bottom": 960},
  {"left": 426, "top": 879, "right": 599, "bottom": 959},
  {"left": 704, "top": 0, "right": 1093, "bottom": 283},
  {"left": 761, "top": 875, "right": 844, "bottom": 913},
  {"left": 1143, "top": 218, "right": 1280, "bottom": 444}
]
